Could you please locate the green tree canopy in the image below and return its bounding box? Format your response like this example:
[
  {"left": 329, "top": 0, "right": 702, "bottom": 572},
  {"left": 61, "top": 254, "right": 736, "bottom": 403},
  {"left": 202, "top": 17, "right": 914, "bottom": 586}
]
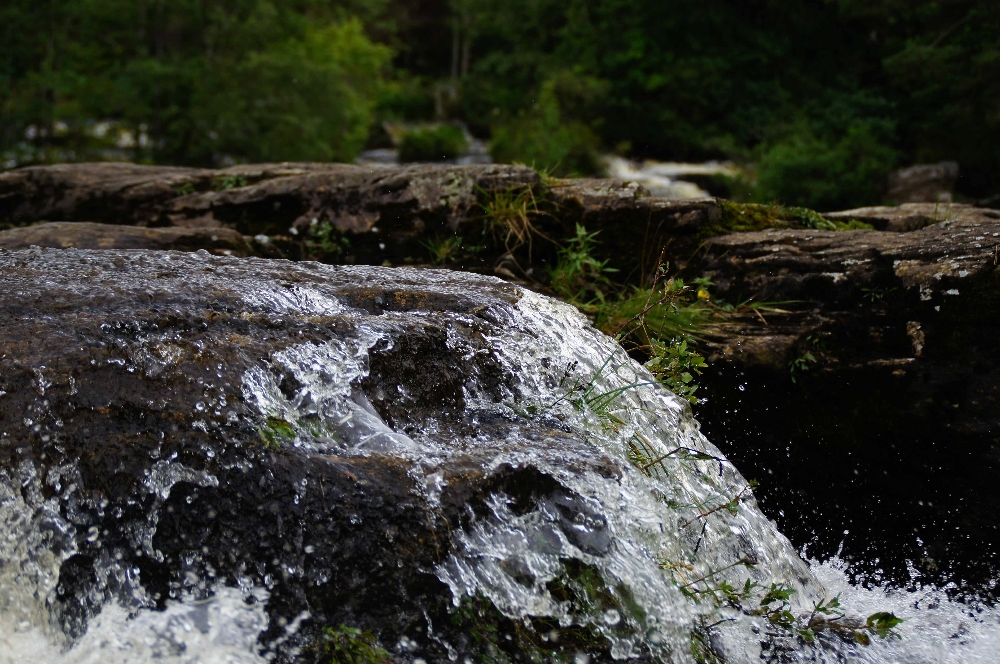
[{"left": 1, "top": 0, "right": 392, "bottom": 165}]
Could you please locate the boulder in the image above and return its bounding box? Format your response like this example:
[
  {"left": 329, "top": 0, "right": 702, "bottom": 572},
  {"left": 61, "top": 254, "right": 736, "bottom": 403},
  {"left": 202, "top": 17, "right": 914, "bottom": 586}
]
[
  {"left": 0, "top": 221, "right": 263, "bottom": 256},
  {"left": 886, "top": 161, "right": 959, "bottom": 203},
  {"left": 0, "top": 248, "right": 819, "bottom": 663},
  {"left": 697, "top": 204, "right": 1000, "bottom": 366}
]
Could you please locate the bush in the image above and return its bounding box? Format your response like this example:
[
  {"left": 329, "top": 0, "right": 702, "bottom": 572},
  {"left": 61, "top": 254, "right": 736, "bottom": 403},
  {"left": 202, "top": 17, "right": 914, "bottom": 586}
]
[
  {"left": 489, "top": 74, "right": 605, "bottom": 177},
  {"left": 753, "top": 120, "right": 899, "bottom": 211},
  {"left": 203, "top": 19, "right": 392, "bottom": 164},
  {"left": 397, "top": 124, "right": 468, "bottom": 162}
]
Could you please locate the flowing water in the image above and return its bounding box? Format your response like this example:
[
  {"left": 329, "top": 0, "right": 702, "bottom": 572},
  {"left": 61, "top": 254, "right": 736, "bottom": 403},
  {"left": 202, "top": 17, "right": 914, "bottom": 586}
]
[{"left": 0, "top": 250, "right": 998, "bottom": 662}]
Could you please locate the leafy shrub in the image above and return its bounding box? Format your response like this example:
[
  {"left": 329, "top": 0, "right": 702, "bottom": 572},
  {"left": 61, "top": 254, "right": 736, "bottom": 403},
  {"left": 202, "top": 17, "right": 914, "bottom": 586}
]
[
  {"left": 397, "top": 124, "right": 468, "bottom": 162},
  {"left": 490, "top": 74, "right": 606, "bottom": 177},
  {"left": 753, "top": 120, "right": 899, "bottom": 211},
  {"left": 645, "top": 337, "right": 708, "bottom": 404},
  {"left": 201, "top": 20, "right": 392, "bottom": 161}
]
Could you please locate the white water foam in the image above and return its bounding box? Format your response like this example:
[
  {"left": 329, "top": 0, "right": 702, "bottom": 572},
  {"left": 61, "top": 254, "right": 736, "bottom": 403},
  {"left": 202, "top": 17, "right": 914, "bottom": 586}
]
[{"left": 0, "top": 589, "right": 270, "bottom": 664}]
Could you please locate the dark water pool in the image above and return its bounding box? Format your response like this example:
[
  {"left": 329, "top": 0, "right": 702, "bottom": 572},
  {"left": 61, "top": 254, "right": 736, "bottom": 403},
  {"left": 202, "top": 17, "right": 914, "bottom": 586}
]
[{"left": 697, "top": 363, "right": 1000, "bottom": 602}]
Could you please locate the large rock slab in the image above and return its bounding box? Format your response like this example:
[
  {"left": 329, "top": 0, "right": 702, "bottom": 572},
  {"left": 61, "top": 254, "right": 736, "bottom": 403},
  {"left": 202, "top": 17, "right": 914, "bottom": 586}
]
[
  {"left": 0, "top": 248, "right": 818, "bottom": 663},
  {"left": 0, "top": 162, "right": 537, "bottom": 237},
  {"left": 698, "top": 204, "right": 1000, "bottom": 365},
  {"left": 0, "top": 163, "right": 723, "bottom": 277}
]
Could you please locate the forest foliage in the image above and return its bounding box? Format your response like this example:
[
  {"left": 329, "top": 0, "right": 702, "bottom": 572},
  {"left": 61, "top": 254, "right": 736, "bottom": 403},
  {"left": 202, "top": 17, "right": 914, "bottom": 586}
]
[{"left": 2, "top": 0, "right": 997, "bottom": 207}]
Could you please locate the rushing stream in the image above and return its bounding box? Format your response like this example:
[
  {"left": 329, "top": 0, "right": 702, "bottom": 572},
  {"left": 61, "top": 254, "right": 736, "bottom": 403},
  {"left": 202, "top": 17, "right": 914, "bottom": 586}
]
[{"left": 0, "top": 248, "right": 998, "bottom": 662}]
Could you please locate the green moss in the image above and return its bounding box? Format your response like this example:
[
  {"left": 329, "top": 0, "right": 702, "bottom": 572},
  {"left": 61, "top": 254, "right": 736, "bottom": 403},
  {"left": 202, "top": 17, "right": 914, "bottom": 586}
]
[
  {"left": 313, "top": 624, "right": 391, "bottom": 664},
  {"left": 828, "top": 218, "right": 876, "bottom": 231},
  {"left": 259, "top": 416, "right": 295, "bottom": 449},
  {"left": 702, "top": 201, "right": 873, "bottom": 240},
  {"left": 451, "top": 592, "right": 614, "bottom": 664}
]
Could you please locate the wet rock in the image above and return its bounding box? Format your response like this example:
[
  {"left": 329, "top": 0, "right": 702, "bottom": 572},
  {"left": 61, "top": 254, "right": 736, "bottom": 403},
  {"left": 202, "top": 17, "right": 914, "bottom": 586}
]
[
  {"left": 886, "top": 161, "right": 959, "bottom": 203},
  {"left": 697, "top": 204, "right": 1000, "bottom": 365},
  {"left": 0, "top": 221, "right": 262, "bottom": 256},
  {"left": 0, "top": 248, "right": 810, "bottom": 663}
]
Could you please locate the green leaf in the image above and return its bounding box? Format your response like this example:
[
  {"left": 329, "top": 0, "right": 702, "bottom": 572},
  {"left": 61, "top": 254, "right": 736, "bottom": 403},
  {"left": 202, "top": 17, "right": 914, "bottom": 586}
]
[{"left": 866, "top": 612, "right": 904, "bottom": 639}]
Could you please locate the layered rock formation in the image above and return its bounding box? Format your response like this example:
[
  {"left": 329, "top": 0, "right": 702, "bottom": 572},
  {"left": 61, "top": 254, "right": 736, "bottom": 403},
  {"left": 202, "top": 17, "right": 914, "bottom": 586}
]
[{"left": 0, "top": 162, "right": 716, "bottom": 275}]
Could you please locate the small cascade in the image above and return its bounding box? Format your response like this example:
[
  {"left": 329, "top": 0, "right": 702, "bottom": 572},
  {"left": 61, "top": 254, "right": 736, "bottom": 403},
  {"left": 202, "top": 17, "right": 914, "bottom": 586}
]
[{"left": 0, "top": 248, "right": 997, "bottom": 662}]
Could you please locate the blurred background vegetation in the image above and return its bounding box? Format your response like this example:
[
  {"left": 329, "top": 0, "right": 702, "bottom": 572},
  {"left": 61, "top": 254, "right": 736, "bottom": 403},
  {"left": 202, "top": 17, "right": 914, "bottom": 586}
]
[{"left": 2, "top": 0, "right": 997, "bottom": 208}]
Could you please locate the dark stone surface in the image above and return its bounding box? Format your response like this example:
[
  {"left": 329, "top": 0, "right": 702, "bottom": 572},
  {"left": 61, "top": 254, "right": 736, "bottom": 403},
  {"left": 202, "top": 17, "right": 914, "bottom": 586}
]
[
  {"left": 0, "top": 161, "right": 538, "bottom": 237},
  {"left": 822, "top": 202, "right": 994, "bottom": 232}
]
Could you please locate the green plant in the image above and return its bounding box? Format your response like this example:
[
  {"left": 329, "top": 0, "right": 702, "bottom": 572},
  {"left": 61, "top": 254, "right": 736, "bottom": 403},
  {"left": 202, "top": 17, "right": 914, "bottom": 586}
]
[
  {"left": 644, "top": 337, "right": 708, "bottom": 404},
  {"left": 860, "top": 285, "right": 898, "bottom": 302},
  {"left": 213, "top": 174, "right": 248, "bottom": 191},
  {"left": 397, "top": 124, "right": 468, "bottom": 162},
  {"left": 306, "top": 221, "right": 351, "bottom": 262},
  {"left": 595, "top": 278, "right": 708, "bottom": 344},
  {"left": 478, "top": 184, "right": 551, "bottom": 264},
  {"left": 788, "top": 352, "right": 817, "bottom": 383},
  {"left": 314, "top": 624, "right": 391, "bottom": 664},
  {"left": 489, "top": 73, "right": 606, "bottom": 177},
  {"left": 548, "top": 224, "right": 617, "bottom": 304},
  {"left": 753, "top": 119, "right": 898, "bottom": 211},
  {"left": 175, "top": 182, "right": 196, "bottom": 196},
  {"left": 559, "top": 353, "right": 657, "bottom": 432},
  {"left": 422, "top": 234, "right": 464, "bottom": 265},
  {"left": 789, "top": 333, "right": 828, "bottom": 383}
]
